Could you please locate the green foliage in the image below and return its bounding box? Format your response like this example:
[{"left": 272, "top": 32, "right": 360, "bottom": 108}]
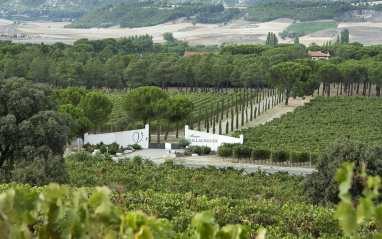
[
  {"left": 233, "top": 145, "right": 252, "bottom": 159},
  {"left": 66, "top": 2, "right": 231, "bottom": 29},
  {"left": 341, "top": 28, "right": 350, "bottom": 44},
  {"left": 237, "top": 97, "right": 382, "bottom": 157},
  {"left": 78, "top": 92, "right": 113, "bottom": 133},
  {"left": 251, "top": 148, "right": 271, "bottom": 161},
  {"left": 99, "top": 144, "right": 107, "bottom": 154},
  {"left": 334, "top": 162, "right": 382, "bottom": 237},
  {"left": 265, "top": 32, "right": 278, "bottom": 46},
  {"left": 0, "top": 78, "right": 75, "bottom": 183},
  {"left": 129, "top": 143, "right": 142, "bottom": 150},
  {"left": 267, "top": 60, "right": 319, "bottom": 105},
  {"left": 301, "top": 138, "right": 382, "bottom": 206},
  {"left": 178, "top": 137, "right": 191, "bottom": 148},
  {"left": 52, "top": 87, "right": 88, "bottom": 106},
  {"left": 245, "top": 1, "right": 367, "bottom": 22},
  {"left": 58, "top": 104, "right": 92, "bottom": 137},
  {"left": 11, "top": 155, "right": 70, "bottom": 186},
  {"left": 123, "top": 86, "right": 168, "bottom": 125}
]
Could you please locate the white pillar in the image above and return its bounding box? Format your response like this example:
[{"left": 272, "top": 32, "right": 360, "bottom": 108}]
[{"left": 240, "top": 134, "right": 244, "bottom": 144}]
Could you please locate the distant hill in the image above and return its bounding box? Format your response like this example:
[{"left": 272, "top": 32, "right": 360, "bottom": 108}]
[
  {"left": 1, "top": 0, "right": 381, "bottom": 27},
  {"left": 65, "top": 2, "right": 242, "bottom": 28}
]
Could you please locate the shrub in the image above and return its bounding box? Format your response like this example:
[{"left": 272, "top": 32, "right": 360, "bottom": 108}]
[
  {"left": 217, "top": 146, "right": 233, "bottom": 158},
  {"left": 272, "top": 150, "right": 289, "bottom": 163},
  {"left": 201, "top": 146, "right": 211, "bottom": 155},
  {"left": 132, "top": 155, "right": 143, "bottom": 165},
  {"left": 11, "top": 155, "right": 70, "bottom": 187},
  {"left": 300, "top": 138, "right": 382, "bottom": 206},
  {"left": 178, "top": 137, "right": 191, "bottom": 148},
  {"left": 108, "top": 145, "right": 118, "bottom": 155},
  {"left": 130, "top": 144, "right": 142, "bottom": 150},
  {"left": 67, "top": 151, "right": 93, "bottom": 161},
  {"left": 95, "top": 141, "right": 105, "bottom": 149},
  {"left": 99, "top": 144, "right": 107, "bottom": 154},
  {"left": 290, "top": 151, "right": 310, "bottom": 163},
  {"left": 233, "top": 145, "right": 252, "bottom": 159},
  {"left": 188, "top": 146, "right": 202, "bottom": 155},
  {"left": 251, "top": 148, "right": 271, "bottom": 161},
  {"left": 107, "top": 142, "right": 120, "bottom": 155}
]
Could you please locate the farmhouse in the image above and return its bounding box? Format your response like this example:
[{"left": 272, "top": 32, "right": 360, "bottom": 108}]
[{"left": 308, "top": 51, "right": 330, "bottom": 60}]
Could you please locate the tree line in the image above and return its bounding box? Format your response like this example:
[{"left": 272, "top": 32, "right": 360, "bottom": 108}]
[{"left": 1, "top": 37, "right": 382, "bottom": 96}]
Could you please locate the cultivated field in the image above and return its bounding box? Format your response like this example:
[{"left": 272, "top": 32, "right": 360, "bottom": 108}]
[{"left": 1, "top": 15, "right": 382, "bottom": 46}]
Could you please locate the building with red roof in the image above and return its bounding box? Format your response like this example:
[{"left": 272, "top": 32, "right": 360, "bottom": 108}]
[{"left": 308, "top": 51, "right": 330, "bottom": 60}]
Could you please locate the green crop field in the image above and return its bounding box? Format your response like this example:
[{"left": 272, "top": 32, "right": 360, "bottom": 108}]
[
  {"left": 287, "top": 21, "right": 338, "bottom": 34},
  {"left": 236, "top": 96, "right": 382, "bottom": 156}
]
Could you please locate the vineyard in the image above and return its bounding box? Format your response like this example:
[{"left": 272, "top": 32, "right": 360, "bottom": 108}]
[
  {"left": 225, "top": 97, "right": 382, "bottom": 163},
  {"left": 102, "top": 88, "right": 279, "bottom": 135},
  {"left": 0, "top": 155, "right": 377, "bottom": 238}
]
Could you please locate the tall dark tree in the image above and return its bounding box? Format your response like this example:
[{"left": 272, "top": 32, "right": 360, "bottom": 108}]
[
  {"left": 340, "top": 29, "right": 350, "bottom": 44},
  {"left": 0, "top": 78, "right": 74, "bottom": 185}
]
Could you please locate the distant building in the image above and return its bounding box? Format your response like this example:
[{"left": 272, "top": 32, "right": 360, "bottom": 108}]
[
  {"left": 308, "top": 51, "right": 330, "bottom": 60},
  {"left": 183, "top": 51, "right": 220, "bottom": 57}
]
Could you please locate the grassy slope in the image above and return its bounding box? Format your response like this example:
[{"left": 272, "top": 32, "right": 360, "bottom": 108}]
[{"left": 287, "top": 21, "right": 338, "bottom": 34}]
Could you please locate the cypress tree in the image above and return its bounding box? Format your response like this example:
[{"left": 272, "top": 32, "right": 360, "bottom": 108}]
[
  {"left": 213, "top": 115, "right": 216, "bottom": 134},
  {"left": 246, "top": 107, "right": 248, "bottom": 123},
  {"left": 157, "top": 120, "right": 160, "bottom": 143},
  {"left": 226, "top": 121, "right": 229, "bottom": 134},
  {"left": 226, "top": 98, "right": 229, "bottom": 118},
  {"left": 250, "top": 101, "right": 253, "bottom": 121},
  {"left": 198, "top": 110, "right": 201, "bottom": 131},
  {"left": 236, "top": 110, "right": 239, "bottom": 129},
  {"left": 206, "top": 114, "right": 210, "bottom": 133},
  {"left": 148, "top": 118, "right": 151, "bottom": 143},
  {"left": 176, "top": 123, "right": 179, "bottom": 138},
  {"left": 241, "top": 108, "right": 244, "bottom": 126},
  {"left": 190, "top": 114, "right": 193, "bottom": 130},
  {"left": 258, "top": 104, "right": 260, "bottom": 116},
  {"left": 231, "top": 109, "right": 234, "bottom": 132},
  {"left": 254, "top": 107, "right": 257, "bottom": 119},
  {"left": 235, "top": 95, "right": 238, "bottom": 113},
  {"left": 216, "top": 102, "right": 219, "bottom": 122},
  {"left": 219, "top": 119, "right": 222, "bottom": 135},
  {"left": 221, "top": 99, "right": 224, "bottom": 120}
]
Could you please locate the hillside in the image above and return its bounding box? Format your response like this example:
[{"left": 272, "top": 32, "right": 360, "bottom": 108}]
[{"left": 0, "top": 0, "right": 361, "bottom": 22}]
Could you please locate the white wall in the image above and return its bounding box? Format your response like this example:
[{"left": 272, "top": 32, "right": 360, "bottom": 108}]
[
  {"left": 84, "top": 124, "right": 149, "bottom": 149},
  {"left": 184, "top": 125, "right": 243, "bottom": 151}
]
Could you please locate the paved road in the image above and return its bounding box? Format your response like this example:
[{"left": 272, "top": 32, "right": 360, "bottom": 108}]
[{"left": 116, "top": 149, "right": 315, "bottom": 176}]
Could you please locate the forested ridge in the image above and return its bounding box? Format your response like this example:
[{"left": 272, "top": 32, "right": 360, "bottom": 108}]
[
  {"left": 2, "top": 0, "right": 381, "bottom": 26},
  {"left": 65, "top": 2, "right": 241, "bottom": 28}
]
